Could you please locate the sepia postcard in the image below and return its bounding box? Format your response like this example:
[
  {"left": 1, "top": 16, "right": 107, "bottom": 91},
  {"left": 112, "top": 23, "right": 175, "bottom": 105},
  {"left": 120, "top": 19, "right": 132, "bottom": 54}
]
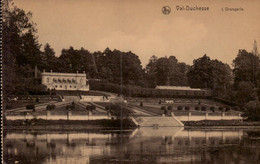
[{"left": 2, "top": 0, "right": 260, "bottom": 163}]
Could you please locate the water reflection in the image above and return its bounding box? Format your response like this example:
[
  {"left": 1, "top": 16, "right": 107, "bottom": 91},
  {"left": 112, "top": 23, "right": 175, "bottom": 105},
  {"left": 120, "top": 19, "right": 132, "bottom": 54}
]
[{"left": 3, "top": 128, "right": 260, "bottom": 164}]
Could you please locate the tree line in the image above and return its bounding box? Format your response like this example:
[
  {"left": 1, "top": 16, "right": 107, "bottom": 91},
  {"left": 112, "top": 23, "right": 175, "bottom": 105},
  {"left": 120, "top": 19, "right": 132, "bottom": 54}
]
[{"left": 3, "top": 2, "right": 260, "bottom": 107}]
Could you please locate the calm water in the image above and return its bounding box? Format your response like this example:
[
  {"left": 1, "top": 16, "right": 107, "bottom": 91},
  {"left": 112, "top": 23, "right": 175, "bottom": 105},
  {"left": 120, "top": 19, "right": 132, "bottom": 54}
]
[{"left": 3, "top": 128, "right": 260, "bottom": 164}]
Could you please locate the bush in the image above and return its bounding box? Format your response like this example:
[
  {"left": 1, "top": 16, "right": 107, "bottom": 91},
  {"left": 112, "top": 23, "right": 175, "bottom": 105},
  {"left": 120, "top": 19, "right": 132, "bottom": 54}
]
[
  {"left": 26, "top": 104, "right": 35, "bottom": 110},
  {"left": 6, "top": 105, "right": 12, "bottom": 109},
  {"left": 107, "top": 104, "right": 131, "bottom": 118},
  {"left": 242, "top": 106, "right": 260, "bottom": 121},
  {"left": 140, "top": 102, "right": 143, "bottom": 106},
  {"left": 86, "top": 105, "right": 96, "bottom": 111},
  {"left": 161, "top": 106, "right": 166, "bottom": 111},
  {"left": 225, "top": 106, "right": 231, "bottom": 112},
  {"left": 185, "top": 106, "right": 190, "bottom": 111},
  {"left": 161, "top": 106, "right": 167, "bottom": 115},
  {"left": 90, "top": 105, "right": 96, "bottom": 111},
  {"left": 47, "top": 104, "right": 56, "bottom": 110},
  {"left": 66, "top": 105, "right": 71, "bottom": 110},
  {"left": 201, "top": 106, "right": 206, "bottom": 111},
  {"left": 168, "top": 105, "right": 173, "bottom": 111},
  {"left": 105, "top": 105, "right": 111, "bottom": 111},
  {"left": 177, "top": 106, "right": 183, "bottom": 111},
  {"left": 195, "top": 106, "right": 200, "bottom": 111},
  {"left": 71, "top": 102, "right": 75, "bottom": 110},
  {"left": 218, "top": 107, "right": 224, "bottom": 111},
  {"left": 210, "top": 106, "right": 215, "bottom": 112}
]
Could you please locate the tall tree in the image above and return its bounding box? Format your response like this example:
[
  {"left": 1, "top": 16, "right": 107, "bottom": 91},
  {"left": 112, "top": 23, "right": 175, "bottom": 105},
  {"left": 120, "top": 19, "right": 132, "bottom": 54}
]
[
  {"left": 187, "top": 55, "right": 213, "bottom": 89},
  {"left": 233, "top": 50, "right": 260, "bottom": 88},
  {"left": 145, "top": 55, "right": 158, "bottom": 87},
  {"left": 3, "top": 0, "right": 42, "bottom": 97},
  {"left": 95, "top": 48, "right": 144, "bottom": 85},
  {"left": 145, "top": 55, "right": 189, "bottom": 87},
  {"left": 187, "top": 54, "right": 232, "bottom": 98},
  {"left": 40, "top": 43, "right": 56, "bottom": 71}
]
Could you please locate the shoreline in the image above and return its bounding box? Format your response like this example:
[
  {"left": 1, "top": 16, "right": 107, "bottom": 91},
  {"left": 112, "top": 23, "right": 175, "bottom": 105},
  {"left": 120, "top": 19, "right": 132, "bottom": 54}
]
[{"left": 3, "top": 119, "right": 260, "bottom": 131}]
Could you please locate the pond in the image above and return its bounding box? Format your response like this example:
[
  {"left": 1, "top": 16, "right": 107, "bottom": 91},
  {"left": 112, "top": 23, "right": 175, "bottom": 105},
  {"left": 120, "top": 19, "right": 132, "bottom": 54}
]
[{"left": 3, "top": 127, "right": 260, "bottom": 164}]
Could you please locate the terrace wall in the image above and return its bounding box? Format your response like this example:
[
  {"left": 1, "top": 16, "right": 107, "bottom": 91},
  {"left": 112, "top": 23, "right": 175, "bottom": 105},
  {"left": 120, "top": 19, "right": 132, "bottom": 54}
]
[
  {"left": 6, "top": 112, "right": 111, "bottom": 121},
  {"left": 175, "top": 112, "right": 242, "bottom": 121}
]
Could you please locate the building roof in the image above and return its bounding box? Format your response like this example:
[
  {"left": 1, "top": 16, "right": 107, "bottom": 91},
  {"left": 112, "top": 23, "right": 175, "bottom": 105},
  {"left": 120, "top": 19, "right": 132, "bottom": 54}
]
[
  {"left": 155, "top": 86, "right": 202, "bottom": 91},
  {"left": 41, "top": 71, "right": 86, "bottom": 77}
]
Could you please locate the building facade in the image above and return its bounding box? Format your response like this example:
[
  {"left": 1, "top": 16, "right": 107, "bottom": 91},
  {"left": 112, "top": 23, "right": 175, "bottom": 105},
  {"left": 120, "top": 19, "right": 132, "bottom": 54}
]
[
  {"left": 41, "top": 70, "right": 89, "bottom": 91},
  {"left": 155, "top": 85, "right": 212, "bottom": 97}
]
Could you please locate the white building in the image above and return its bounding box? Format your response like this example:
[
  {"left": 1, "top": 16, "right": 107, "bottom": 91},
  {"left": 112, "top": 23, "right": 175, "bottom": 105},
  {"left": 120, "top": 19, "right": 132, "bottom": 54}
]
[
  {"left": 155, "top": 86, "right": 201, "bottom": 91},
  {"left": 41, "top": 70, "right": 89, "bottom": 91}
]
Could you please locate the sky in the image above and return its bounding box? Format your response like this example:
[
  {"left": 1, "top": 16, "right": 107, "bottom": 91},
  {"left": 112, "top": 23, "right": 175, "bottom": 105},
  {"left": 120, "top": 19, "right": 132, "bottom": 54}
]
[{"left": 14, "top": 0, "right": 260, "bottom": 67}]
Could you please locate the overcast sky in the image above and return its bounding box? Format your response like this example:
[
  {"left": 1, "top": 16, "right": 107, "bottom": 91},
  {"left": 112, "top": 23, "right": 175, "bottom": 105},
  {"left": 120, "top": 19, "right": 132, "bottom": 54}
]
[{"left": 14, "top": 0, "right": 260, "bottom": 67}]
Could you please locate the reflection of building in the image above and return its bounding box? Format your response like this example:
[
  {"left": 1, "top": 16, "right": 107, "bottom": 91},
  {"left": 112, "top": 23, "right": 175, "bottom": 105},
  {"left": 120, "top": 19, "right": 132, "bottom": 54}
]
[
  {"left": 4, "top": 129, "right": 256, "bottom": 164},
  {"left": 41, "top": 70, "right": 89, "bottom": 91}
]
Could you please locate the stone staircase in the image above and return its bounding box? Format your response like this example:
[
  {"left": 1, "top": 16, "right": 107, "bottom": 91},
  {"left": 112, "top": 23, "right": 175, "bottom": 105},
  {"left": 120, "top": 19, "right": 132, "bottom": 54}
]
[{"left": 131, "top": 116, "right": 184, "bottom": 127}]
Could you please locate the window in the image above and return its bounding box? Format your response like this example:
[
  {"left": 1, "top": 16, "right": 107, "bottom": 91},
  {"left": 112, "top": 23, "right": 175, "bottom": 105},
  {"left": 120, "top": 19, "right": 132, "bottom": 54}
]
[
  {"left": 70, "top": 86, "right": 72, "bottom": 88},
  {"left": 74, "top": 86, "right": 76, "bottom": 88},
  {"left": 55, "top": 85, "right": 57, "bottom": 88},
  {"left": 60, "top": 85, "right": 62, "bottom": 88}
]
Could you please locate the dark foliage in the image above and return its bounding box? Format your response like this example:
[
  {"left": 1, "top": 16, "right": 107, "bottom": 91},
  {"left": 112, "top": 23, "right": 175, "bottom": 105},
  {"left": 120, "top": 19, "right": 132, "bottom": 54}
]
[
  {"left": 177, "top": 106, "right": 183, "bottom": 111},
  {"left": 201, "top": 106, "right": 206, "bottom": 111},
  {"left": 185, "top": 106, "right": 190, "bottom": 111}
]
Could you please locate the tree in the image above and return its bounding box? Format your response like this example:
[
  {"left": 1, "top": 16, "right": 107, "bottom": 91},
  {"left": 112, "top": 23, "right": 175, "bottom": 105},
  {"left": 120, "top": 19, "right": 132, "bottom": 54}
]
[
  {"left": 145, "top": 55, "right": 189, "bottom": 87},
  {"left": 235, "top": 82, "right": 255, "bottom": 103},
  {"left": 233, "top": 49, "right": 260, "bottom": 103},
  {"left": 233, "top": 50, "right": 260, "bottom": 88},
  {"left": 145, "top": 55, "right": 158, "bottom": 87},
  {"left": 187, "top": 55, "right": 213, "bottom": 89},
  {"left": 40, "top": 43, "right": 57, "bottom": 71},
  {"left": 243, "top": 101, "right": 260, "bottom": 121},
  {"left": 3, "top": 1, "right": 42, "bottom": 98},
  {"left": 187, "top": 54, "right": 232, "bottom": 99},
  {"left": 95, "top": 48, "right": 144, "bottom": 85}
]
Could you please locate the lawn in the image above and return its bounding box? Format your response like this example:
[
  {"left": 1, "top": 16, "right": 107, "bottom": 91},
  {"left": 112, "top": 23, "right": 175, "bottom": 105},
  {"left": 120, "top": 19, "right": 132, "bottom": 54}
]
[
  {"left": 4, "top": 98, "right": 58, "bottom": 110},
  {"left": 128, "top": 99, "right": 240, "bottom": 116}
]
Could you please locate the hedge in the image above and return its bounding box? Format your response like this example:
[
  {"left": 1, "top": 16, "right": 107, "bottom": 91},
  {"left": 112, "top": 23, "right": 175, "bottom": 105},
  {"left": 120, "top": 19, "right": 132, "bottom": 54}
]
[
  {"left": 26, "top": 104, "right": 35, "bottom": 111},
  {"left": 89, "top": 80, "right": 212, "bottom": 98},
  {"left": 168, "top": 105, "right": 173, "bottom": 111}
]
